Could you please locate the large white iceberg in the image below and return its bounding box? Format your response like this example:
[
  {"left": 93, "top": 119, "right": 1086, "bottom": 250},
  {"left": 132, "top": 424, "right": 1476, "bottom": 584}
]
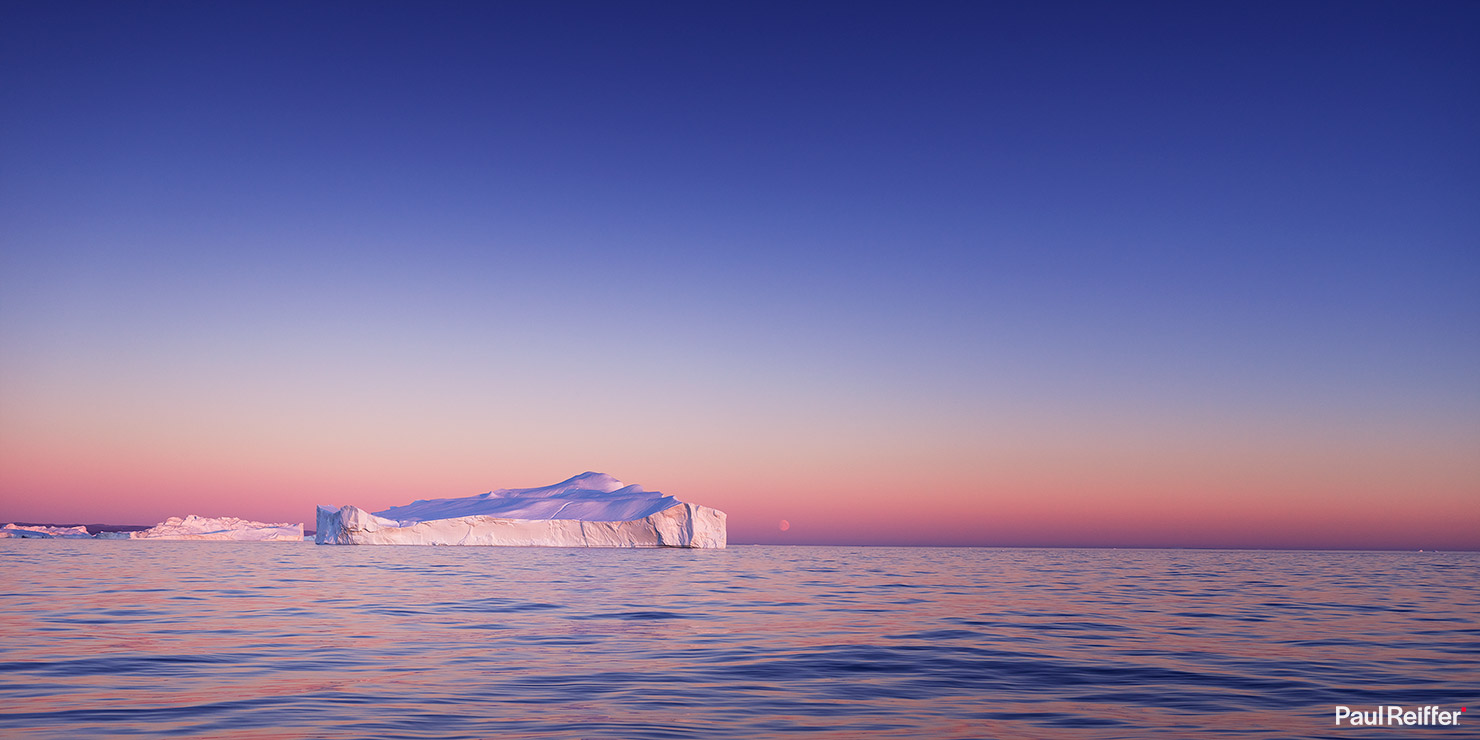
[
  {"left": 126, "top": 515, "right": 303, "bottom": 541},
  {"left": 316, "top": 472, "right": 726, "bottom": 548},
  {"left": 0, "top": 523, "right": 94, "bottom": 539}
]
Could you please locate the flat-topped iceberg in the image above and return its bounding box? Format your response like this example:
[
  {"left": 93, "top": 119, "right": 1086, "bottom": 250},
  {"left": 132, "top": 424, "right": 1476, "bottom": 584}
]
[
  {"left": 1, "top": 523, "right": 94, "bottom": 539},
  {"left": 126, "top": 515, "right": 303, "bottom": 541},
  {"left": 316, "top": 472, "right": 726, "bottom": 549}
]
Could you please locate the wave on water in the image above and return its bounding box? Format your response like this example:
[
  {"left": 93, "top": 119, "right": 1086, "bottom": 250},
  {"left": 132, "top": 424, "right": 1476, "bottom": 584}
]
[{"left": 0, "top": 543, "right": 1473, "bottom": 739}]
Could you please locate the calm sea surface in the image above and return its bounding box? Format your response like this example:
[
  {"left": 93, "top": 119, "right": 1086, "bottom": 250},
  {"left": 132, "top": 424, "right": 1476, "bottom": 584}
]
[{"left": 1, "top": 542, "right": 1474, "bottom": 739}]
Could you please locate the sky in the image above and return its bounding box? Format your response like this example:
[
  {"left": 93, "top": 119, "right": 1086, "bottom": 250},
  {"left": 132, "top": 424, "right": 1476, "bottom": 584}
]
[{"left": 1, "top": 1, "right": 1477, "bottom": 549}]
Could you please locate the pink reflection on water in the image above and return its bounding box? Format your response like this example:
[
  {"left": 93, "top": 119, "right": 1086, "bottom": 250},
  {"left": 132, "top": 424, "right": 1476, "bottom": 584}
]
[{"left": 0, "top": 541, "right": 1473, "bottom": 739}]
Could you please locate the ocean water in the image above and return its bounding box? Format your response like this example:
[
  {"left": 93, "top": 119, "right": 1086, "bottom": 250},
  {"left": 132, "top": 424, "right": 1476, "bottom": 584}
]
[{"left": 0, "top": 542, "right": 1474, "bottom": 739}]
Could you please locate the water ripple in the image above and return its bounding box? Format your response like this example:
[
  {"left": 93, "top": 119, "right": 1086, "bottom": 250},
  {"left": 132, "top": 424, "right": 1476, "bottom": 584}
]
[{"left": 0, "top": 542, "right": 1474, "bottom": 739}]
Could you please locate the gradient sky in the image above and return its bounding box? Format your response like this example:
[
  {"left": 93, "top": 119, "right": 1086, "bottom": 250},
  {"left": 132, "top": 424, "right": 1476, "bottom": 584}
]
[{"left": 2, "top": 1, "right": 1477, "bottom": 548}]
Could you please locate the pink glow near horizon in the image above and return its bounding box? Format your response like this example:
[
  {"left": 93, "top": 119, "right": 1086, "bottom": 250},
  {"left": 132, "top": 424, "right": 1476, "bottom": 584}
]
[{"left": 2, "top": 386, "right": 1475, "bottom": 549}]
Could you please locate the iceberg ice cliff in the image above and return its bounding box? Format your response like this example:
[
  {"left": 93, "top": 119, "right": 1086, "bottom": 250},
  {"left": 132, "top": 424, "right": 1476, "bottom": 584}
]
[
  {"left": 126, "top": 515, "right": 304, "bottom": 541},
  {"left": 316, "top": 472, "right": 726, "bottom": 548}
]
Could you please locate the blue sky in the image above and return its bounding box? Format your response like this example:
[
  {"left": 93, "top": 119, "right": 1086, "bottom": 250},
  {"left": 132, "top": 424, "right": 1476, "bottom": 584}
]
[{"left": 2, "top": 1, "right": 1477, "bottom": 547}]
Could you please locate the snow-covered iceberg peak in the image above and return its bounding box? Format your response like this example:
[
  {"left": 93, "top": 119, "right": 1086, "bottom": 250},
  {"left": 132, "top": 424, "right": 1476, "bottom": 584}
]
[
  {"left": 375, "top": 472, "right": 678, "bottom": 525},
  {"left": 317, "top": 473, "right": 726, "bottom": 549}
]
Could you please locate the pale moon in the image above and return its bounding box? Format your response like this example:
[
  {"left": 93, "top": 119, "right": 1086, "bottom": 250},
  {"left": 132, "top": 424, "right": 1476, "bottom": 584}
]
[{"left": 778, "top": 519, "right": 791, "bottom": 531}]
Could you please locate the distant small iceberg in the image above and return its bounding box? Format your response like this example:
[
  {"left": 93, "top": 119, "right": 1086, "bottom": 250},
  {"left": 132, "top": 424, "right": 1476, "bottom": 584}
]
[
  {"left": 0, "top": 523, "right": 94, "bottom": 539},
  {"left": 317, "top": 472, "right": 727, "bottom": 549},
  {"left": 123, "top": 515, "right": 303, "bottom": 541}
]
